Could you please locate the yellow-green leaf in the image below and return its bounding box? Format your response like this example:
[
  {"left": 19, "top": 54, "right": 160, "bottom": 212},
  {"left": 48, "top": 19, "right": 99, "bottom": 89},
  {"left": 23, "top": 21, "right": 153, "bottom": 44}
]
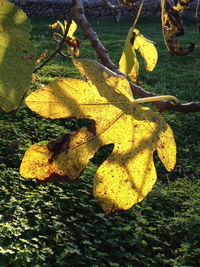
[
  {"left": 23, "top": 59, "right": 176, "bottom": 214},
  {"left": 119, "top": 27, "right": 158, "bottom": 83},
  {"left": 0, "top": 0, "right": 35, "bottom": 112}
]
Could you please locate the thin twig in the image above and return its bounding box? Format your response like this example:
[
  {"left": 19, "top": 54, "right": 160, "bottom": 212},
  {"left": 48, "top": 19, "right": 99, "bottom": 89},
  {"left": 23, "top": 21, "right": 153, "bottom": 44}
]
[
  {"left": 72, "top": 0, "right": 200, "bottom": 113},
  {"left": 133, "top": 0, "right": 144, "bottom": 27},
  {"left": 33, "top": 17, "right": 72, "bottom": 73}
]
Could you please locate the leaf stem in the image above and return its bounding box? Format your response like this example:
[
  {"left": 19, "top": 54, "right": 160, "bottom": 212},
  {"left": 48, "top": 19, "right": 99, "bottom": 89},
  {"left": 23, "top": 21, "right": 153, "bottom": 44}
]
[
  {"left": 133, "top": 0, "right": 144, "bottom": 27},
  {"left": 134, "top": 95, "right": 178, "bottom": 104}
]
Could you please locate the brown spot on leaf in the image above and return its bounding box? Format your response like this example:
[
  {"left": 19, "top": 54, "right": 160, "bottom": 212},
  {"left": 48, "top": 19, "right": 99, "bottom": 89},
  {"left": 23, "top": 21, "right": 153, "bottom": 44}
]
[{"left": 47, "top": 133, "right": 71, "bottom": 160}]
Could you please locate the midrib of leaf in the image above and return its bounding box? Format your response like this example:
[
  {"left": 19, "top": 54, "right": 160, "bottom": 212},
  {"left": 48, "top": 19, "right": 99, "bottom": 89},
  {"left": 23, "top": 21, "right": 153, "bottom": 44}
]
[{"left": 65, "top": 111, "right": 125, "bottom": 152}]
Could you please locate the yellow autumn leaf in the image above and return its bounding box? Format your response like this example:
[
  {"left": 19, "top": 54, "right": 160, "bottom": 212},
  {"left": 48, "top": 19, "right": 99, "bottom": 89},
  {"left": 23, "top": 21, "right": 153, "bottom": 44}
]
[
  {"left": 119, "top": 27, "right": 158, "bottom": 83},
  {"left": 64, "top": 20, "right": 81, "bottom": 57},
  {"left": 23, "top": 59, "right": 176, "bottom": 214},
  {"left": 20, "top": 127, "right": 102, "bottom": 182},
  {"left": 161, "top": 0, "right": 195, "bottom": 56},
  {"left": 119, "top": 26, "right": 139, "bottom": 83},
  {"left": 67, "top": 20, "right": 78, "bottom": 38}
]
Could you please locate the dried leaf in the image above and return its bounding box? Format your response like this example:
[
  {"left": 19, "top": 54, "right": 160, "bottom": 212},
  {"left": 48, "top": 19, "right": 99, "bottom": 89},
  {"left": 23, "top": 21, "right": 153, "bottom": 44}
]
[
  {"left": 119, "top": 27, "right": 158, "bottom": 83},
  {"left": 117, "top": 0, "right": 138, "bottom": 7},
  {"left": 161, "top": 0, "right": 195, "bottom": 56},
  {"left": 36, "top": 49, "right": 48, "bottom": 63},
  {"left": 49, "top": 20, "right": 81, "bottom": 57},
  {"left": 66, "top": 37, "right": 81, "bottom": 58},
  {"left": 173, "top": 0, "right": 192, "bottom": 12},
  {"left": 22, "top": 59, "right": 176, "bottom": 214},
  {"left": 0, "top": 0, "right": 35, "bottom": 112}
]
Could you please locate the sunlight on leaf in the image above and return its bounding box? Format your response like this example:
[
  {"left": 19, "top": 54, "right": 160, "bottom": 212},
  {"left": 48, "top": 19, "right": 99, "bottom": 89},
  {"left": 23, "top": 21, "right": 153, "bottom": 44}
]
[
  {"left": 20, "top": 127, "right": 102, "bottom": 182},
  {"left": 0, "top": 0, "right": 35, "bottom": 112},
  {"left": 23, "top": 59, "right": 176, "bottom": 214},
  {"left": 119, "top": 27, "right": 158, "bottom": 83}
]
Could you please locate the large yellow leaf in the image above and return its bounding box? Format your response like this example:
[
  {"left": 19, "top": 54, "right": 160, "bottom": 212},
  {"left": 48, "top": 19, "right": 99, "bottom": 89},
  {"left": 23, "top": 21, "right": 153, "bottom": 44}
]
[
  {"left": 119, "top": 27, "right": 158, "bottom": 83},
  {"left": 0, "top": 0, "right": 35, "bottom": 112},
  {"left": 22, "top": 59, "right": 176, "bottom": 214}
]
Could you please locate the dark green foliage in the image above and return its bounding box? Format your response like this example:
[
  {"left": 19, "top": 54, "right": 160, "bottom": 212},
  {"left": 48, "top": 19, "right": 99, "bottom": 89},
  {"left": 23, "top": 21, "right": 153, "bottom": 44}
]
[
  {"left": 0, "top": 17, "right": 200, "bottom": 266},
  {"left": 1, "top": 169, "right": 200, "bottom": 266}
]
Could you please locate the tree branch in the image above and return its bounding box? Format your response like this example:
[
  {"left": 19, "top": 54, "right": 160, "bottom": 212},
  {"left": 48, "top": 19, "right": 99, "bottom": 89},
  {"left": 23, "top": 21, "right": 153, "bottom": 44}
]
[
  {"left": 72, "top": 0, "right": 200, "bottom": 113},
  {"left": 72, "top": 0, "right": 118, "bottom": 70}
]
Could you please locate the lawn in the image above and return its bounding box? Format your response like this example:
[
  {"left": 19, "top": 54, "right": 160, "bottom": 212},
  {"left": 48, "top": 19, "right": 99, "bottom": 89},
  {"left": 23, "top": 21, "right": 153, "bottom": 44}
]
[{"left": 0, "top": 16, "right": 200, "bottom": 266}]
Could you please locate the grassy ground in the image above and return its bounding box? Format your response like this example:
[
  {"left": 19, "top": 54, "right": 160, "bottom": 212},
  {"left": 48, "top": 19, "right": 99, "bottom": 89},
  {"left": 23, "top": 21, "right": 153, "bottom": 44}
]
[{"left": 0, "top": 17, "right": 200, "bottom": 266}]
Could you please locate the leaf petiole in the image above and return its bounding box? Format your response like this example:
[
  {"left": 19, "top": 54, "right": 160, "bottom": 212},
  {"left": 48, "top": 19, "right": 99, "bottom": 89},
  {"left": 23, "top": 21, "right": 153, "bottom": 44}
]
[{"left": 133, "top": 95, "right": 178, "bottom": 105}]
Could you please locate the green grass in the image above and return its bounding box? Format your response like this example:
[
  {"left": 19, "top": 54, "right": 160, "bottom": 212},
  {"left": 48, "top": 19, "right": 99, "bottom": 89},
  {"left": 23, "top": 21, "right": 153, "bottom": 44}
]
[{"left": 0, "top": 17, "right": 200, "bottom": 266}]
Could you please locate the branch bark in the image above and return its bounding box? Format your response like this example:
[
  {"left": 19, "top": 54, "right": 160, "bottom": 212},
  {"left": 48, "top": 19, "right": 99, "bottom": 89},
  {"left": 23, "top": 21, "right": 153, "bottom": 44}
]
[{"left": 72, "top": 0, "right": 200, "bottom": 113}]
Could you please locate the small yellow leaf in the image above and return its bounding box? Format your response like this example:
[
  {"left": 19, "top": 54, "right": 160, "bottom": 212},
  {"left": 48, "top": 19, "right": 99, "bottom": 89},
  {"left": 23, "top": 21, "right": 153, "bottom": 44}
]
[
  {"left": 68, "top": 20, "right": 78, "bottom": 38},
  {"left": 50, "top": 19, "right": 80, "bottom": 58},
  {"left": 119, "top": 27, "right": 158, "bottom": 83},
  {"left": 64, "top": 20, "right": 80, "bottom": 57},
  {"left": 49, "top": 21, "right": 59, "bottom": 30},
  {"left": 23, "top": 59, "right": 176, "bottom": 214},
  {"left": 133, "top": 29, "right": 158, "bottom": 72},
  {"left": 119, "top": 26, "right": 139, "bottom": 83}
]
